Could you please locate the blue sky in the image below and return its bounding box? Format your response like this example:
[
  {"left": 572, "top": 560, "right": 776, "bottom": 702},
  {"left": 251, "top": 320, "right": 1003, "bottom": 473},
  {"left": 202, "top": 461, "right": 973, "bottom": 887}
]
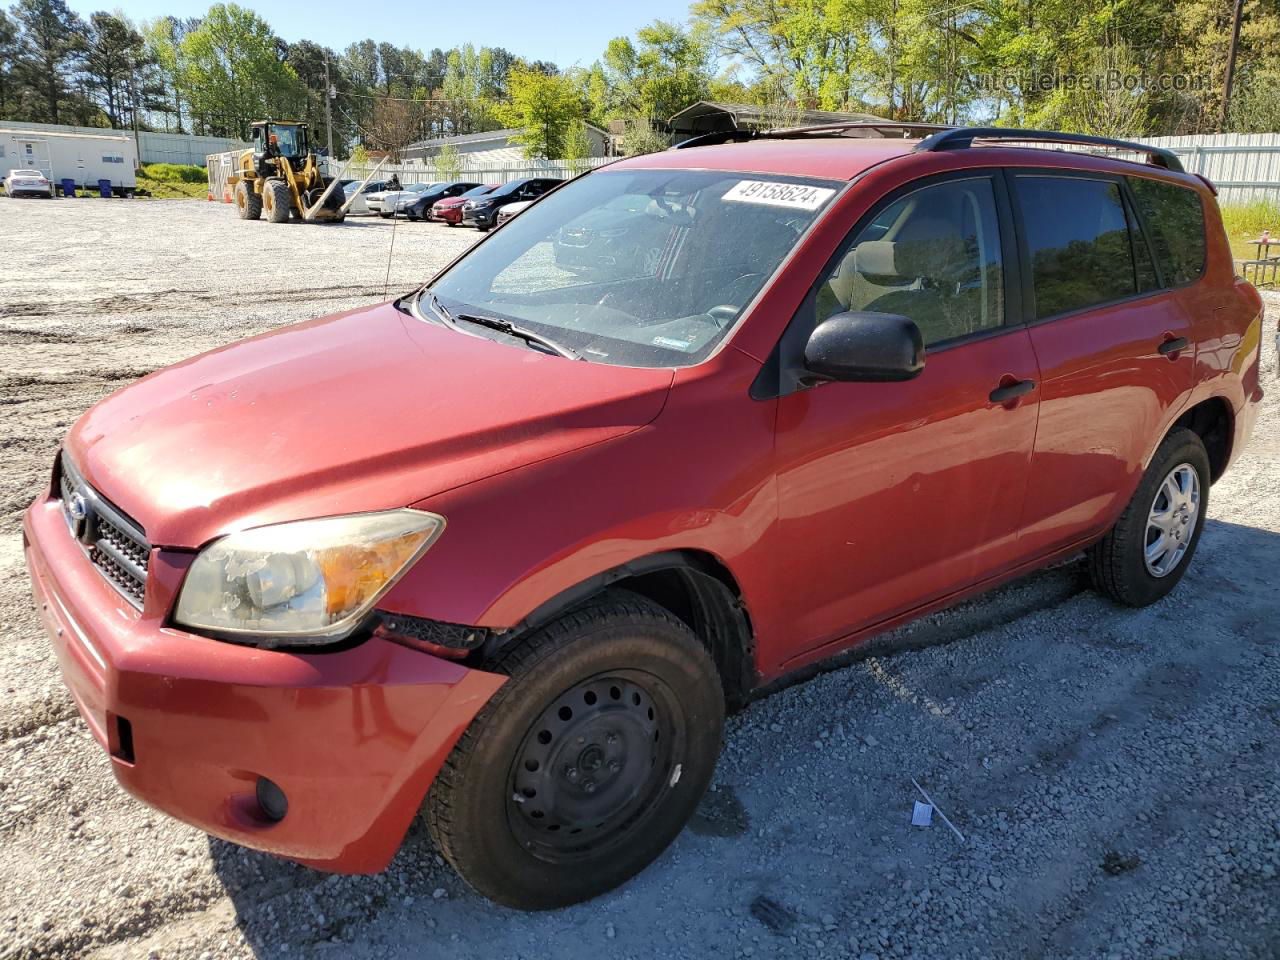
[{"left": 69, "top": 0, "right": 696, "bottom": 69}]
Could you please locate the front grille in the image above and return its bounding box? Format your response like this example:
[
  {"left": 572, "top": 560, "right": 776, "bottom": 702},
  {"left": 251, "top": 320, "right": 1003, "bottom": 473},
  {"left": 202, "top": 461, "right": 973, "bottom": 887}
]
[{"left": 58, "top": 455, "right": 150, "bottom": 608}]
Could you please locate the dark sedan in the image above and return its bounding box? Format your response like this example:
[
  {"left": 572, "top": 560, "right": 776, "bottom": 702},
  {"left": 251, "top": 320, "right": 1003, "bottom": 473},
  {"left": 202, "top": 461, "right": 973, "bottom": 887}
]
[{"left": 460, "top": 177, "right": 563, "bottom": 230}]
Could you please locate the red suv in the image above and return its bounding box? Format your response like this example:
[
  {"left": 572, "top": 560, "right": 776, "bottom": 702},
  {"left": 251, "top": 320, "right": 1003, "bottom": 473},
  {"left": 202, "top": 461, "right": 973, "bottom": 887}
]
[{"left": 24, "top": 125, "right": 1264, "bottom": 909}]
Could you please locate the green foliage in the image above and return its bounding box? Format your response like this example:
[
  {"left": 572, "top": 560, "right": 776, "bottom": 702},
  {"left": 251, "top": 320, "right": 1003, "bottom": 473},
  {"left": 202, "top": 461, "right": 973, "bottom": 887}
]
[
  {"left": 434, "top": 142, "right": 462, "bottom": 181},
  {"left": 142, "top": 162, "right": 206, "bottom": 182},
  {"left": 136, "top": 162, "right": 207, "bottom": 198},
  {"left": 498, "top": 67, "right": 588, "bottom": 159},
  {"left": 620, "top": 113, "right": 670, "bottom": 156},
  {"left": 1220, "top": 200, "right": 1280, "bottom": 240},
  {"left": 179, "top": 4, "right": 305, "bottom": 139},
  {"left": 563, "top": 119, "right": 592, "bottom": 173}
]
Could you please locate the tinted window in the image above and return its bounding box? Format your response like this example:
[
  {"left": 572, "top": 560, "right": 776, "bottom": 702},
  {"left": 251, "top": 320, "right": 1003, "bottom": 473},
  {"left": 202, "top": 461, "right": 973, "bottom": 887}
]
[
  {"left": 813, "top": 177, "right": 1005, "bottom": 346},
  {"left": 1016, "top": 177, "right": 1135, "bottom": 319},
  {"left": 1124, "top": 192, "right": 1159, "bottom": 293},
  {"left": 1127, "top": 177, "right": 1206, "bottom": 285}
]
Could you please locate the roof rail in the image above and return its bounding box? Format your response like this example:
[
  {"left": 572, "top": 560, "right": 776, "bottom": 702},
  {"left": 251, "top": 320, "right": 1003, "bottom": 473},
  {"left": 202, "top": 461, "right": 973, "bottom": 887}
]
[
  {"left": 912, "top": 127, "right": 1184, "bottom": 173},
  {"left": 672, "top": 122, "right": 956, "bottom": 150},
  {"left": 672, "top": 129, "right": 759, "bottom": 149},
  {"left": 767, "top": 121, "right": 954, "bottom": 139}
]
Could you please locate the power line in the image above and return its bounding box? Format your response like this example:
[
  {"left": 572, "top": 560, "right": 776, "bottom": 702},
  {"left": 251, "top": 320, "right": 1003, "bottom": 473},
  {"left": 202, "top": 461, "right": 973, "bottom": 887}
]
[{"left": 336, "top": 89, "right": 510, "bottom": 104}]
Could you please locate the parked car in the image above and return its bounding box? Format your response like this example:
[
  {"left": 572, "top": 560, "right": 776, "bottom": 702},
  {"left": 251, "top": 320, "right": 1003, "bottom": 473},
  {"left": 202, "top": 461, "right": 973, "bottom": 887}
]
[
  {"left": 342, "top": 179, "right": 392, "bottom": 216},
  {"left": 461, "top": 177, "right": 562, "bottom": 230},
  {"left": 552, "top": 192, "right": 677, "bottom": 278},
  {"left": 400, "top": 181, "right": 483, "bottom": 220},
  {"left": 369, "top": 182, "right": 440, "bottom": 218},
  {"left": 4, "top": 168, "right": 53, "bottom": 197},
  {"left": 494, "top": 198, "right": 535, "bottom": 227},
  {"left": 431, "top": 184, "right": 499, "bottom": 225},
  {"left": 25, "top": 126, "right": 1264, "bottom": 913}
]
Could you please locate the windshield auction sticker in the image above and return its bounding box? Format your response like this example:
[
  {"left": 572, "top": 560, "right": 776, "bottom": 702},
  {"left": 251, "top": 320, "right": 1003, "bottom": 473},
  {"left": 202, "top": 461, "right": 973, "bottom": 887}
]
[{"left": 722, "top": 180, "right": 836, "bottom": 211}]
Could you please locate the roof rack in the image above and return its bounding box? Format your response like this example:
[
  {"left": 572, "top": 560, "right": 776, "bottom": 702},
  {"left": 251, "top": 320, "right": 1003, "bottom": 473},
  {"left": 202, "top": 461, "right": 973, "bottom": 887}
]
[
  {"left": 672, "top": 122, "right": 955, "bottom": 150},
  {"left": 913, "top": 127, "right": 1184, "bottom": 172}
]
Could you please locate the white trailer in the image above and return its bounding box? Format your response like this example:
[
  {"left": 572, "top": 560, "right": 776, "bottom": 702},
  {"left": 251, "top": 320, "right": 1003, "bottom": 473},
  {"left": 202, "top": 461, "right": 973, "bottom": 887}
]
[
  {"left": 206, "top": 149, "right": 248, "bottom": 203},
  {"left": 0, "top": 127, "right": 138, "bottom": 194}
]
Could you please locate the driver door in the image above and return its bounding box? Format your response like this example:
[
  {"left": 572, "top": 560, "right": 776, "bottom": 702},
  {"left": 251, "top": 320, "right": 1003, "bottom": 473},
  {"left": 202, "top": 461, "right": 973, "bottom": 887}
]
[{"left": 770, "top": 173, "right": 1043, "bottom": 658}]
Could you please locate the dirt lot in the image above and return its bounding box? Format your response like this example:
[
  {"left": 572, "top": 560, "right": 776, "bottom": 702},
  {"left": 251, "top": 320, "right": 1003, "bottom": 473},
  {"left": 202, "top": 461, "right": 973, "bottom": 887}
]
[{"left": 1, "top": 196, "right": 1278, "bottom": 960}]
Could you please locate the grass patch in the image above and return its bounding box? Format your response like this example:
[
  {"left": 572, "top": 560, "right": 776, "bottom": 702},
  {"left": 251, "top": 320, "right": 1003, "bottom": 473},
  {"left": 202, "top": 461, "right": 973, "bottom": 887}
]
[
  {"left": 136, "top": 162, "right": 208, "bottom": 199},
  {"left": 1221, "top": 200, "right": 1280, "bottom": 263}
]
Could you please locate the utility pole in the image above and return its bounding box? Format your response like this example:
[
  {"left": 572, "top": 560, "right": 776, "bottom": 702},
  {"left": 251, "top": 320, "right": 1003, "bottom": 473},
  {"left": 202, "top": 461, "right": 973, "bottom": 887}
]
[
  {"left": 324, "top": 58, "right": 336, "bottom": 159},
  {"left": 1221, "top": 0, "right": 1245, "bottom": 131}
]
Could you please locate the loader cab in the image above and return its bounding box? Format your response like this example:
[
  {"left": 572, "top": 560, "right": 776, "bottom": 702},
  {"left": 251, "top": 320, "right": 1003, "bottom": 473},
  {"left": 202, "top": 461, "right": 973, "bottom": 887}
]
[{"left": 251, "top": 121, "right": 308, "bottom": 172}]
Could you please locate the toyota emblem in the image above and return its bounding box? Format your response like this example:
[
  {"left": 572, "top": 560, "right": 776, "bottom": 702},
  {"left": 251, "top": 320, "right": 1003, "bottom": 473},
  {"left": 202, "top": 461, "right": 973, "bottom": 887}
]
[{"left": 67, "top": 492, "right": 88, "bottom": 521}]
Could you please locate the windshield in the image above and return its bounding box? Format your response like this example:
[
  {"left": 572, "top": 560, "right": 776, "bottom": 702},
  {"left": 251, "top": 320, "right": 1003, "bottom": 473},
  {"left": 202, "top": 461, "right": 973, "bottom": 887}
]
[
  {"left": 427, "top": 169, "right": 840, "bottom": 367},
  {"left": 270, "top": 126, "right": 299, "bottom": 156},
  {"left": 461, "top": 185, "right": 497, "bottom": 198}
]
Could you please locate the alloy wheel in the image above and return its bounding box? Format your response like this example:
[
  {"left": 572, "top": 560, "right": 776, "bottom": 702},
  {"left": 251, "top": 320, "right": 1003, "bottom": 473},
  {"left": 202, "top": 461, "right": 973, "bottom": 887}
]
[{"left": 1144, "top": 462, "right": 1200, "bottom": 577}]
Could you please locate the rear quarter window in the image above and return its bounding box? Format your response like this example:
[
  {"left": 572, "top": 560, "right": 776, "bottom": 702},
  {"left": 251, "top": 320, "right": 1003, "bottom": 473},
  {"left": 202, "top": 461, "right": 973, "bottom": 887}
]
[{"left": 1127, "top": 176, "right": 1207, "bottom": 286}]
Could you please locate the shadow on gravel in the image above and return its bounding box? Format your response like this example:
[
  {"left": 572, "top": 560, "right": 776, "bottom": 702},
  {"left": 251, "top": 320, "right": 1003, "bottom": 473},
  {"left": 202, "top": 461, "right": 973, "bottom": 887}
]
[{"left": 203, "top": 518, "right": 1280, "bottom": 956}]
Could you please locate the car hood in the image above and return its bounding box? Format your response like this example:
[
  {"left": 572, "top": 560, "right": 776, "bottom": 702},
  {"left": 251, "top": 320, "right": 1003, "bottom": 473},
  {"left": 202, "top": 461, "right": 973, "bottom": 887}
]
[{"left": 66, "top": 301, "right": 674, "bottom": 548}]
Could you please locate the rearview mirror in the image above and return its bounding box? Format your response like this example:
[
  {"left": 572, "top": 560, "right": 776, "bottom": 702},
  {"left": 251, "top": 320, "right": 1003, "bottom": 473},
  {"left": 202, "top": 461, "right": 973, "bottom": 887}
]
[{"left": 803, "top": 311, "right": 925, "bottom": 383}]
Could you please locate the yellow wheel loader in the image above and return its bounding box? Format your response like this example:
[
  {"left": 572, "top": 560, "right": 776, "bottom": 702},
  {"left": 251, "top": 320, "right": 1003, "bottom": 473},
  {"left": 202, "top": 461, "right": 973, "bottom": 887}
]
[{"left": 230, "top": 120, "right": 345, "bottom": 224}]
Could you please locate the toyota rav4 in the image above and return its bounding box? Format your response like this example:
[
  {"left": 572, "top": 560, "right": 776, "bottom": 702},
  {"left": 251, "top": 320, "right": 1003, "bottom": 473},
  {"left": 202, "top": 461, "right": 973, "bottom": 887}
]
[{"left": 24, "top": 125, "right": 1264, "bottom": 909}]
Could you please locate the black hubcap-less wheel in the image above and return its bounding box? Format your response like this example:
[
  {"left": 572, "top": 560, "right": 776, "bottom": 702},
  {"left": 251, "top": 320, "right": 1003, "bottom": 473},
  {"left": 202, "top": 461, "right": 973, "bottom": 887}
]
[{"left": 508, "top": 672, "right": 678, "bottom": 861}]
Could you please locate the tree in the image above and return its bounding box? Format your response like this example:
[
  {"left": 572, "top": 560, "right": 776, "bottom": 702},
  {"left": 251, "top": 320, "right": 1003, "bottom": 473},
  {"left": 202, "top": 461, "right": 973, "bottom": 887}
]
[
  {"left": 11, "top": 0, "right": 87, "bottom": 123},
  {"left": 142, "top": 17, "right": 196, "bottom": 132},
  {"left": 563, "top": 118, "right": 592, "bottom": 172},
  {"left": 0, "top": 10, "right": 22, "bottom": 119},
  {"left": 434, "top": 141, "right": 461, "bottom": 180},
  {"left": 82, "top": 12, "right": 145, "bottom": 128},
  {"left": 179, "top": 3, "right": 304, "bottom": 138},
  {"left": 620, "top": 112, "right": 670, "bottom": 155},
  {"left": 498, "top": 66, "right": 587, "bottom": 159}
]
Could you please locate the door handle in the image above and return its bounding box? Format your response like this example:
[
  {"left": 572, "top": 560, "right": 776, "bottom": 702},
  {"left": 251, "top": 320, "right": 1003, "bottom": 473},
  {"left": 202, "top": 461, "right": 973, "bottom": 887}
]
[
  {"left": 989, "top": 379, "right": 1036, "bottom": 404},
  {"left": 1157, "top": 336, "right": 1189, "bottom": 356}
]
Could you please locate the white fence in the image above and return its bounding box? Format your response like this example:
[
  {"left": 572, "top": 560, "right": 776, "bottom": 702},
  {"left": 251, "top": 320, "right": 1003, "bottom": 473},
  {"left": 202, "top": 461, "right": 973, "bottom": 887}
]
[
  {"left": 1132, "top": 133, "right": 1280, "bottom": 205},
  {"left": 346, "top": 136, "right": 1280, "bottom": 203},
  {"left": 0, "top": 119, "right": 249, "bottom": 166},
  {"left": 340, "top": 156, "right": 614, "bottom": 186}
]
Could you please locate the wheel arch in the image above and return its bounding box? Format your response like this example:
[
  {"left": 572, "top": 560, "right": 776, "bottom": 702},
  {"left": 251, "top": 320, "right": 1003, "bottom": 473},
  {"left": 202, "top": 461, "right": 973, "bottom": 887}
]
[
  {"left": 1171, "top": 396, "right": 1234, "bottom": 482},
  {"left": 481, "top": 549, "right": 758, "bottom": 709}
]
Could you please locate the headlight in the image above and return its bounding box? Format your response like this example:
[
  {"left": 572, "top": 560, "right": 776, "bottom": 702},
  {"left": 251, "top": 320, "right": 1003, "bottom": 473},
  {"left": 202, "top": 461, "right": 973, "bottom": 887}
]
[{"left": 174, "top": 509, "right": 444, "bottom": 643}]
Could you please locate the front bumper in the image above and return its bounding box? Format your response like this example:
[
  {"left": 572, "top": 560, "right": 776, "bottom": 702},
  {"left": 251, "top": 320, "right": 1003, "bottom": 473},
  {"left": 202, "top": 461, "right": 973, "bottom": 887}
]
[
  {"left": 462, "top": 207, "right": 497, "bottom": 228},
  {"left": 23, "top": 494, "right": 505, "bottom": 873}
]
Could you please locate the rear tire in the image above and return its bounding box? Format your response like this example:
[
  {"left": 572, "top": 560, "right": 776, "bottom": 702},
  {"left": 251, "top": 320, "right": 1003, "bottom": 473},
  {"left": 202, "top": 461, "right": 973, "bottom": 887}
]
[
  {"left": 235, "top": 181, "right": 261, "bottom": 220},
  {"left": 426, "top": 592, "right": 724, "bottom": 909},
  {"left": 263, "top": 179, "right": 290, "bottom": 223},
  {"left": 1087, "top": 427, "right": 1210, "bottom": 607}
]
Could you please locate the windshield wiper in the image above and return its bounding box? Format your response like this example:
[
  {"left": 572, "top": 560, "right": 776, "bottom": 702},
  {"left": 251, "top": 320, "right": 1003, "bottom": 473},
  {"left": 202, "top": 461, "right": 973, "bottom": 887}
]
[
  {"left": 454, "top": 312, "right": 581, "bottom": 361},
  {"left": 415, "top": 288, "right": 457, "bottom": 328}
]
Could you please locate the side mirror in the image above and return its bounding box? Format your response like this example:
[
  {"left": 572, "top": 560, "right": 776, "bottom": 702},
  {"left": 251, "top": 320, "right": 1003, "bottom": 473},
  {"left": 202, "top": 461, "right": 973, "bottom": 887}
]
[{"left": 803, "top": 311, "right": 925, "bottom": 383}]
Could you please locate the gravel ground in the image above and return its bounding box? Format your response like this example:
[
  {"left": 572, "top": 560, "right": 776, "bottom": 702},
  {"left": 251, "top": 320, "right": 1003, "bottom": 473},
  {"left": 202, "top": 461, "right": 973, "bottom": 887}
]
[{"left": 1, "top": 196, "right": 1277, "bottom": 960}]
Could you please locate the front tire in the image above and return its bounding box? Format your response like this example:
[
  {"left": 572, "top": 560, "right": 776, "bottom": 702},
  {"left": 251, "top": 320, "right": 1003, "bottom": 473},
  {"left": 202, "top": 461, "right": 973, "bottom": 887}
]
[
  {"left": 426, "top": 592, "right": 724, "bottom": 909},
  {"left": 1087, "top": 427, "right": 1210, "bottom": 607},
  {"left": 263, "top": 179, "right": 291, "bottom": 223},
  {"left": 235, "top": 181, "right": 261, "bottom": 220}
]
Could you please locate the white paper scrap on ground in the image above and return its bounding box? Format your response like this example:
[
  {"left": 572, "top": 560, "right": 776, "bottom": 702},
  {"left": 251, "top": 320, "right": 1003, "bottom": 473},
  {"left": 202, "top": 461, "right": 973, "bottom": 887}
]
[
  {"left": 911, "top": 776, "right": 966, "bottom": 844},
  {"left": 912, "top": 800, "right": 934, "bottom": 826}
]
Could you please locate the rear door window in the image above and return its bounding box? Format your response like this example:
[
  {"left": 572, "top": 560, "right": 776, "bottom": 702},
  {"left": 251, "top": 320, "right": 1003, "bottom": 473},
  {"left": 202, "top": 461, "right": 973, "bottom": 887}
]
[
  {"left": 1014, "top": 176, "right": 1135, "bottom": 319},
  {"left": 1127, "top": 177, "right": 1207, "bottom": 285}
]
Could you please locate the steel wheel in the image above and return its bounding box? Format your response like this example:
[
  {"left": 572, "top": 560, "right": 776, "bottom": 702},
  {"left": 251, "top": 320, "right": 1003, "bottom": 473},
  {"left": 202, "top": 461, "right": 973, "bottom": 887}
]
[
  {"left": 1144, "top": 462, "right": 1200, "bottom": 577},
  {"left": 507, "top": 671, "right": 678, "bottom": 862}
]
